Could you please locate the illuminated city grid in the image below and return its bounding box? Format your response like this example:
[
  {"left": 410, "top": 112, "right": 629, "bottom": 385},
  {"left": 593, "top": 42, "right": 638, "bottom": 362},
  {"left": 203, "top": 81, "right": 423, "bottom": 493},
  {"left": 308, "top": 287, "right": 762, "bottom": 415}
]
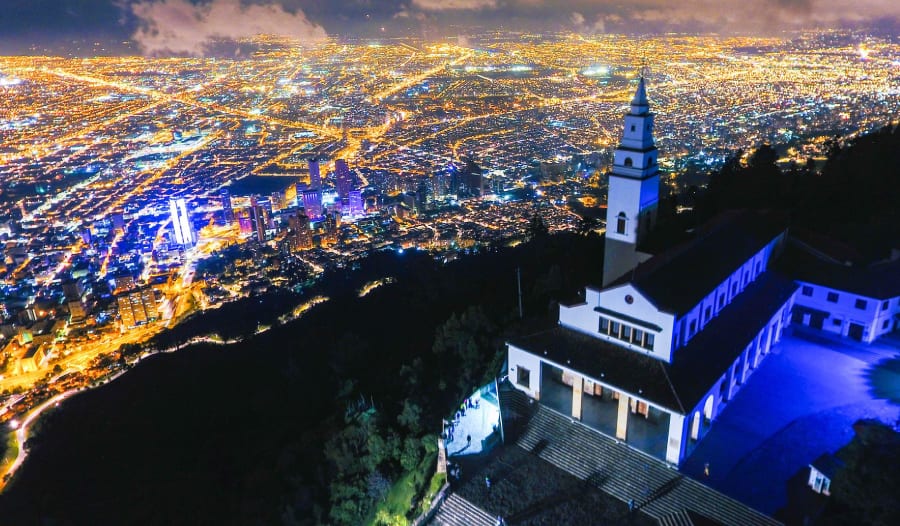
[{"left": 0, "top": 31, "right": 898, "bottom": 454}]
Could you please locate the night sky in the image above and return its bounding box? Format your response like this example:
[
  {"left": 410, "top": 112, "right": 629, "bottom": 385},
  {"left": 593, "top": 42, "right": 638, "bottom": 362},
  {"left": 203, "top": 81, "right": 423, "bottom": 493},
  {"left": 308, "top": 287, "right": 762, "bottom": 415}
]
[{"left": 0, "top": 0, "right": 899, "bottom": 55}]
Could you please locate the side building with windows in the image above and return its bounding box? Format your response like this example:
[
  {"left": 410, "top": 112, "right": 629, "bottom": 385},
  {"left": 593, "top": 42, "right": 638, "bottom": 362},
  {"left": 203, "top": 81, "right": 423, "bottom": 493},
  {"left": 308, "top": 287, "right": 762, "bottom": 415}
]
[
  {"left": 777, "top": 239, "right": 900, "bottom": 343},
  {"left": 506, "top": 79, "right": 799, "bottom": 466}
]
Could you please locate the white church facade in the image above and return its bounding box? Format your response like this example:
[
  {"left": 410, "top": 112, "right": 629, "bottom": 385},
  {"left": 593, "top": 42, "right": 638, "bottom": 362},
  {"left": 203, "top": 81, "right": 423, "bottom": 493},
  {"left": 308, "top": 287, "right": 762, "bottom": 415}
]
[{"left": 506, "top": 78, "right": 799, "bottom": 465}]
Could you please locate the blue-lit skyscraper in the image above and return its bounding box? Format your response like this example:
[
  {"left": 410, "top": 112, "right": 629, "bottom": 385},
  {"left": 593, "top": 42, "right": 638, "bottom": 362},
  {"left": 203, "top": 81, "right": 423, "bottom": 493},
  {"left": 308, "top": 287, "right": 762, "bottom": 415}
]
[
  {"left": 309, "top": 157, "right": 322, "bottom": 190},
  {"left": 335, "top": 159, "right": 352, "bottom": 200},
  {"left": 302, "top": 189, "right": 323, "bottom": 220},
  {"left": 169, "top": 198, "right": 197, "bottom": 247},
  {"left": 349, "top": 190, "right": 364, "bottom": 217}
]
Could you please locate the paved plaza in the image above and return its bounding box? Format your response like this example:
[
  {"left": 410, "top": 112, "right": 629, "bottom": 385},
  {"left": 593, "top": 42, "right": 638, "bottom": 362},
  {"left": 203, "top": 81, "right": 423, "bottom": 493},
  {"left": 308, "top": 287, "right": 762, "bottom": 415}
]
[
  {"left": 681, "top": 328, "right": 900, "bottom": 514},
  {"left": 446, "top": 393, "right": 502, "bottom": 457}
]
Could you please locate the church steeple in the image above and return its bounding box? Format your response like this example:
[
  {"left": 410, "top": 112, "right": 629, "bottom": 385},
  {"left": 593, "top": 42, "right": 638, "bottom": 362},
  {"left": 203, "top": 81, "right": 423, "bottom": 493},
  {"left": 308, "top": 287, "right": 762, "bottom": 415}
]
[
  {"left": 602, "top": 77, "right": 661, "bottom": 286},
  {"left": 630, "top": 76, "right": 649, "bottom": 114}
]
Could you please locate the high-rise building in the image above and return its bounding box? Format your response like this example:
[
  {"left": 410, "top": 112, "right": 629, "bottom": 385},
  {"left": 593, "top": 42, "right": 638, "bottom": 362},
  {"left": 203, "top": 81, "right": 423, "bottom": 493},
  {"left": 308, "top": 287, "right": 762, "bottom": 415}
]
[
  {"left": 309, "top": 157, "right": 322, "bottom": 190},
  {"left": 433, "top": 171, "right": 447, "bottom": 199},
  {"left": 324, "top": 209, "right": 340, "bottom": 245},
  {"left": 349, "top": 190, "right": 364, "bottom": 217},
  {"left": 220, "top": 189, "right": 234, "bottom": 222},
  {"left": 111, "top": 211, "right": 126, "bottom": 234},
  {"left": 287, "top": 213, "right": 313, "bottom": 250},
  {"left": 169, "top": 198, "right": 197, "bottom": 247},
  {"left": 249, "top": 196, "right": 268, "bottom": 242},
  {"left": 335, "top": 159, "right": 353, "bottom": 200},
  {"left": 302, "top": 189, "right": 323, "bottom": 219},
  {"left": 237, "top": 208, "right": 253, "bottom": 234},
  {"left": 603, "top": 76, "right": 659, "bottom": 286}
]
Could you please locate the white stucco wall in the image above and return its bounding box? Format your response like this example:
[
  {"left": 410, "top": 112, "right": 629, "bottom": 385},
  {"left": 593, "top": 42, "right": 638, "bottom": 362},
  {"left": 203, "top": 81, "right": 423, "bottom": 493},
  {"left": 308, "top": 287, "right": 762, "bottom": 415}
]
[
  {"left": 666, "top": 413, "right": 686, "bottom": 464},
  {"left": 508, "top": 344, "right": 544, "bottom": 400},
  {"left": 794, "top": 282, "right": 899, "bottom": 343},
  {"left": 596, "top": 284, "right": 675, "bottom": 362},
  {"left": 559, "top": 284, "right": 675, "bottom": 362}
]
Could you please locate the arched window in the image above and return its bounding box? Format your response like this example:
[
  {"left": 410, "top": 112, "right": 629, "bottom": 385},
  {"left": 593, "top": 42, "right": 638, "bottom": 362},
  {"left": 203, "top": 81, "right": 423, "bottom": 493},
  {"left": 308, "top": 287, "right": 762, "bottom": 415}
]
[
  {"left": 616, "top": 212, "right": 626, "bottom": 235},
  {"left": 624, "top": 157, "right": 633, "bottom": 167},
  {"left": 691, "top": 411, "right": 701, "bottom": 441},
  {"left": 703, "top": 394, "right": 715, "bottom": 422}
]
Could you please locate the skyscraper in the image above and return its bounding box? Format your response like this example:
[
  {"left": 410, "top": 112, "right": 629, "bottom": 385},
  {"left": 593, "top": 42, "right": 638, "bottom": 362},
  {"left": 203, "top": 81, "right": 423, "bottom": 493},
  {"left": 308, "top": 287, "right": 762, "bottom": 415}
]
[
  {"left": 349, "top": 190, "right": 364, "bottom": 217},
  {"left": 249, "top": 196, "right": 267, "bottom": 242},
  {"left": 220, "top": 189, "right": 234, "bottom": 222},
  {"left": 302, "top": 189, "right": 323, "bottom": 219},
  {"left": 335, "top": 159, "right": 353, "bottom": 200},
  {"left": 288, "top": 213, "right": 313, "bottom": 250},
  {"left": 309, "top": 157, "right": 322, "bottom": 190},
  {"left": 169, "top": 198, "right": 197, "bottom": 247}
]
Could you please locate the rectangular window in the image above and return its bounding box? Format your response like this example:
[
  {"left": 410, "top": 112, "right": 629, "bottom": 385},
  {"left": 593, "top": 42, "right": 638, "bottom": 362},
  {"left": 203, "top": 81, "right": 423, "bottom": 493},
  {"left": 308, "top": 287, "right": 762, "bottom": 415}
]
[
  {"left": 718, "top": 295, "right": 725, "bottom": 309},
  {"left": 644, "top": 333, "right": 655, "bottom": 350},
  {"left": 832, "top": 318, "right": 842, "bottom": 327},
  {"left": 632, "top": 328, "right": 642, "bottom": 345},
  {"left": 801, "top": 286, "right": 813, "bottom": 296},
  {"left": 516, "top": 366, "right": 531, "bottom": 388},
  {"left": 621, "top": 324, "right": 631, "bottom": 342},
  {"left": 883, "top": 301, "right": 890, "bottom": 310},
  {"left": 616, "top": 217, "right": 626, "bottom": 235},
  {"left": 855, "top": 298, "right": 867, "bottom": 310},
  {"left": 827, "top": 292, "right": 839, "bottom": 303},
  {"left": 704, "top": 306, "right": 712, "bottom": 323},
  {"left": 883, "top": 319, "right": 890, "bottom": 330},
  {"left": 755, "top": 261, "right": 761, "bottom": 275},
  {"left": 599, "top": 317, "right": 609, "bottom": 334},
  {"left": 731, "top": 283, "right": 738, "bottom": 296},
  {"left": 610, "top": 321, "right": 620, "bottom": 338},
  {"left": 689, "top": 319, "right": 697, "bottom": 336}
]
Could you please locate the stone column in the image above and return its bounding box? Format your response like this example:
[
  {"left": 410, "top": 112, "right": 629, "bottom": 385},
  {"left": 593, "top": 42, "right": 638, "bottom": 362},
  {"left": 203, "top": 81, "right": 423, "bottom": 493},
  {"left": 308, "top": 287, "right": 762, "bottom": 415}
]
[
  {"left": 616, "top": 393, "right": 629, "bottom": 440},
  {"left": 666, "top": 413, "right": 685, "bottom": 465},
  {"left": 571, "top": 375, "right": 583, "bottom": 420}
]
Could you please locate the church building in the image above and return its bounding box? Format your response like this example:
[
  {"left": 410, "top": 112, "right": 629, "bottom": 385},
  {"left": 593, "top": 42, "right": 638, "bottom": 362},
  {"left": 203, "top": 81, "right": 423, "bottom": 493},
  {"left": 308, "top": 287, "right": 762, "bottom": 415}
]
[{"left": 507, "top": 78, "right": 799, "bottom": 465}]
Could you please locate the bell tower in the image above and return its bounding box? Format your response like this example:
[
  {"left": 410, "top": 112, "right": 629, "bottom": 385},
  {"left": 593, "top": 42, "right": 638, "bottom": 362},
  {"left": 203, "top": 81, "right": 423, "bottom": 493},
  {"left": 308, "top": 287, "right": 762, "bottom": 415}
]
[{"left": 603, "top": 77, "right": 660, "bottom": 286}]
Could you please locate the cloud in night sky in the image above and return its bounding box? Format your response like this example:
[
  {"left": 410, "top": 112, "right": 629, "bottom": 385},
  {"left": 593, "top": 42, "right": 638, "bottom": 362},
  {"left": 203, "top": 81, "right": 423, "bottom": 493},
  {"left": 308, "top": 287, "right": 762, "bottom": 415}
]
[
  {"left": 411, "top": 0, "right": 498, "bottom": 11},
  {"left": 0, "top": 0, "right": 898, "bottom": 56},
  {"left": 129, "top": 0, "right": 326, "bottom": 56}
]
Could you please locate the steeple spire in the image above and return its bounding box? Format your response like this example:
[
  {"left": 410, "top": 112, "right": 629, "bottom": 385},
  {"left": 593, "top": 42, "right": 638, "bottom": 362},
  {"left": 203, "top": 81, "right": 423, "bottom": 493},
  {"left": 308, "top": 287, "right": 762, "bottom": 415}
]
[
  {"left": 630, "top": 76, "right": 649, "bottom": 115},
  {"left": 603, "top": 76, "right": 660, "bottom": 286}
]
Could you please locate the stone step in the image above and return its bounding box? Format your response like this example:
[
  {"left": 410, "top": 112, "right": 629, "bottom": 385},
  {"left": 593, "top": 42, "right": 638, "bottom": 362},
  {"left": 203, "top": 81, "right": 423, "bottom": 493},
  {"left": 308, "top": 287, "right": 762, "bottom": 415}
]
[
  {"left": 515, "top": 405, "right": 781, "bottom": 526},
  {"left": 658, "top": 510, "right": 693, "bottom": 526},
  {"left": 430, "top": 493, "right": 496, "bottom": 526}
]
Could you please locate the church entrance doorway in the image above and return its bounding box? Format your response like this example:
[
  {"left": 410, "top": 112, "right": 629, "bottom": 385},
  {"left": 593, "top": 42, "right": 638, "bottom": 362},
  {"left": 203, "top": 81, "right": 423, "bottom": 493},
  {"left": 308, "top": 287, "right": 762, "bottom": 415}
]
[
  {"left": 848, "top": 323, "right": 864, "bottom": 341},
  {"left": 539, "top": 362, "right": 572, "bottom": 417}
]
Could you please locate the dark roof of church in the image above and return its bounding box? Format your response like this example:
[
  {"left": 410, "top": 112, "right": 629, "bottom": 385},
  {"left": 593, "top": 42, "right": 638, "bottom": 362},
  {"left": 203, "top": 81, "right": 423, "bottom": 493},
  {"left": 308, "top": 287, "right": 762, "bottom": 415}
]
[
  {"left": 610, "top": 210, "right": 787, "bottom": 316},
  {"left": 509, "top": 271, "right": 797, "bottom": 414},
  {"left": 775, "top": 240, "right": 900, "bottom": 300}
]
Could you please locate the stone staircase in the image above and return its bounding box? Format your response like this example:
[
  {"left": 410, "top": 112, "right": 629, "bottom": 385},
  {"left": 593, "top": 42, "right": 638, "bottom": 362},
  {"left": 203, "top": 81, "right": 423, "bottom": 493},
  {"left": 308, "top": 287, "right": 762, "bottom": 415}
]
[
  {"left": 658, "top": 510, "right": 698, "bottom": 526},
  {"left": 516, "top": 405, "right": 781, "bottom": 526},
  {"left": 429, "top": 493, "right": 497, "bottom": 526}
]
